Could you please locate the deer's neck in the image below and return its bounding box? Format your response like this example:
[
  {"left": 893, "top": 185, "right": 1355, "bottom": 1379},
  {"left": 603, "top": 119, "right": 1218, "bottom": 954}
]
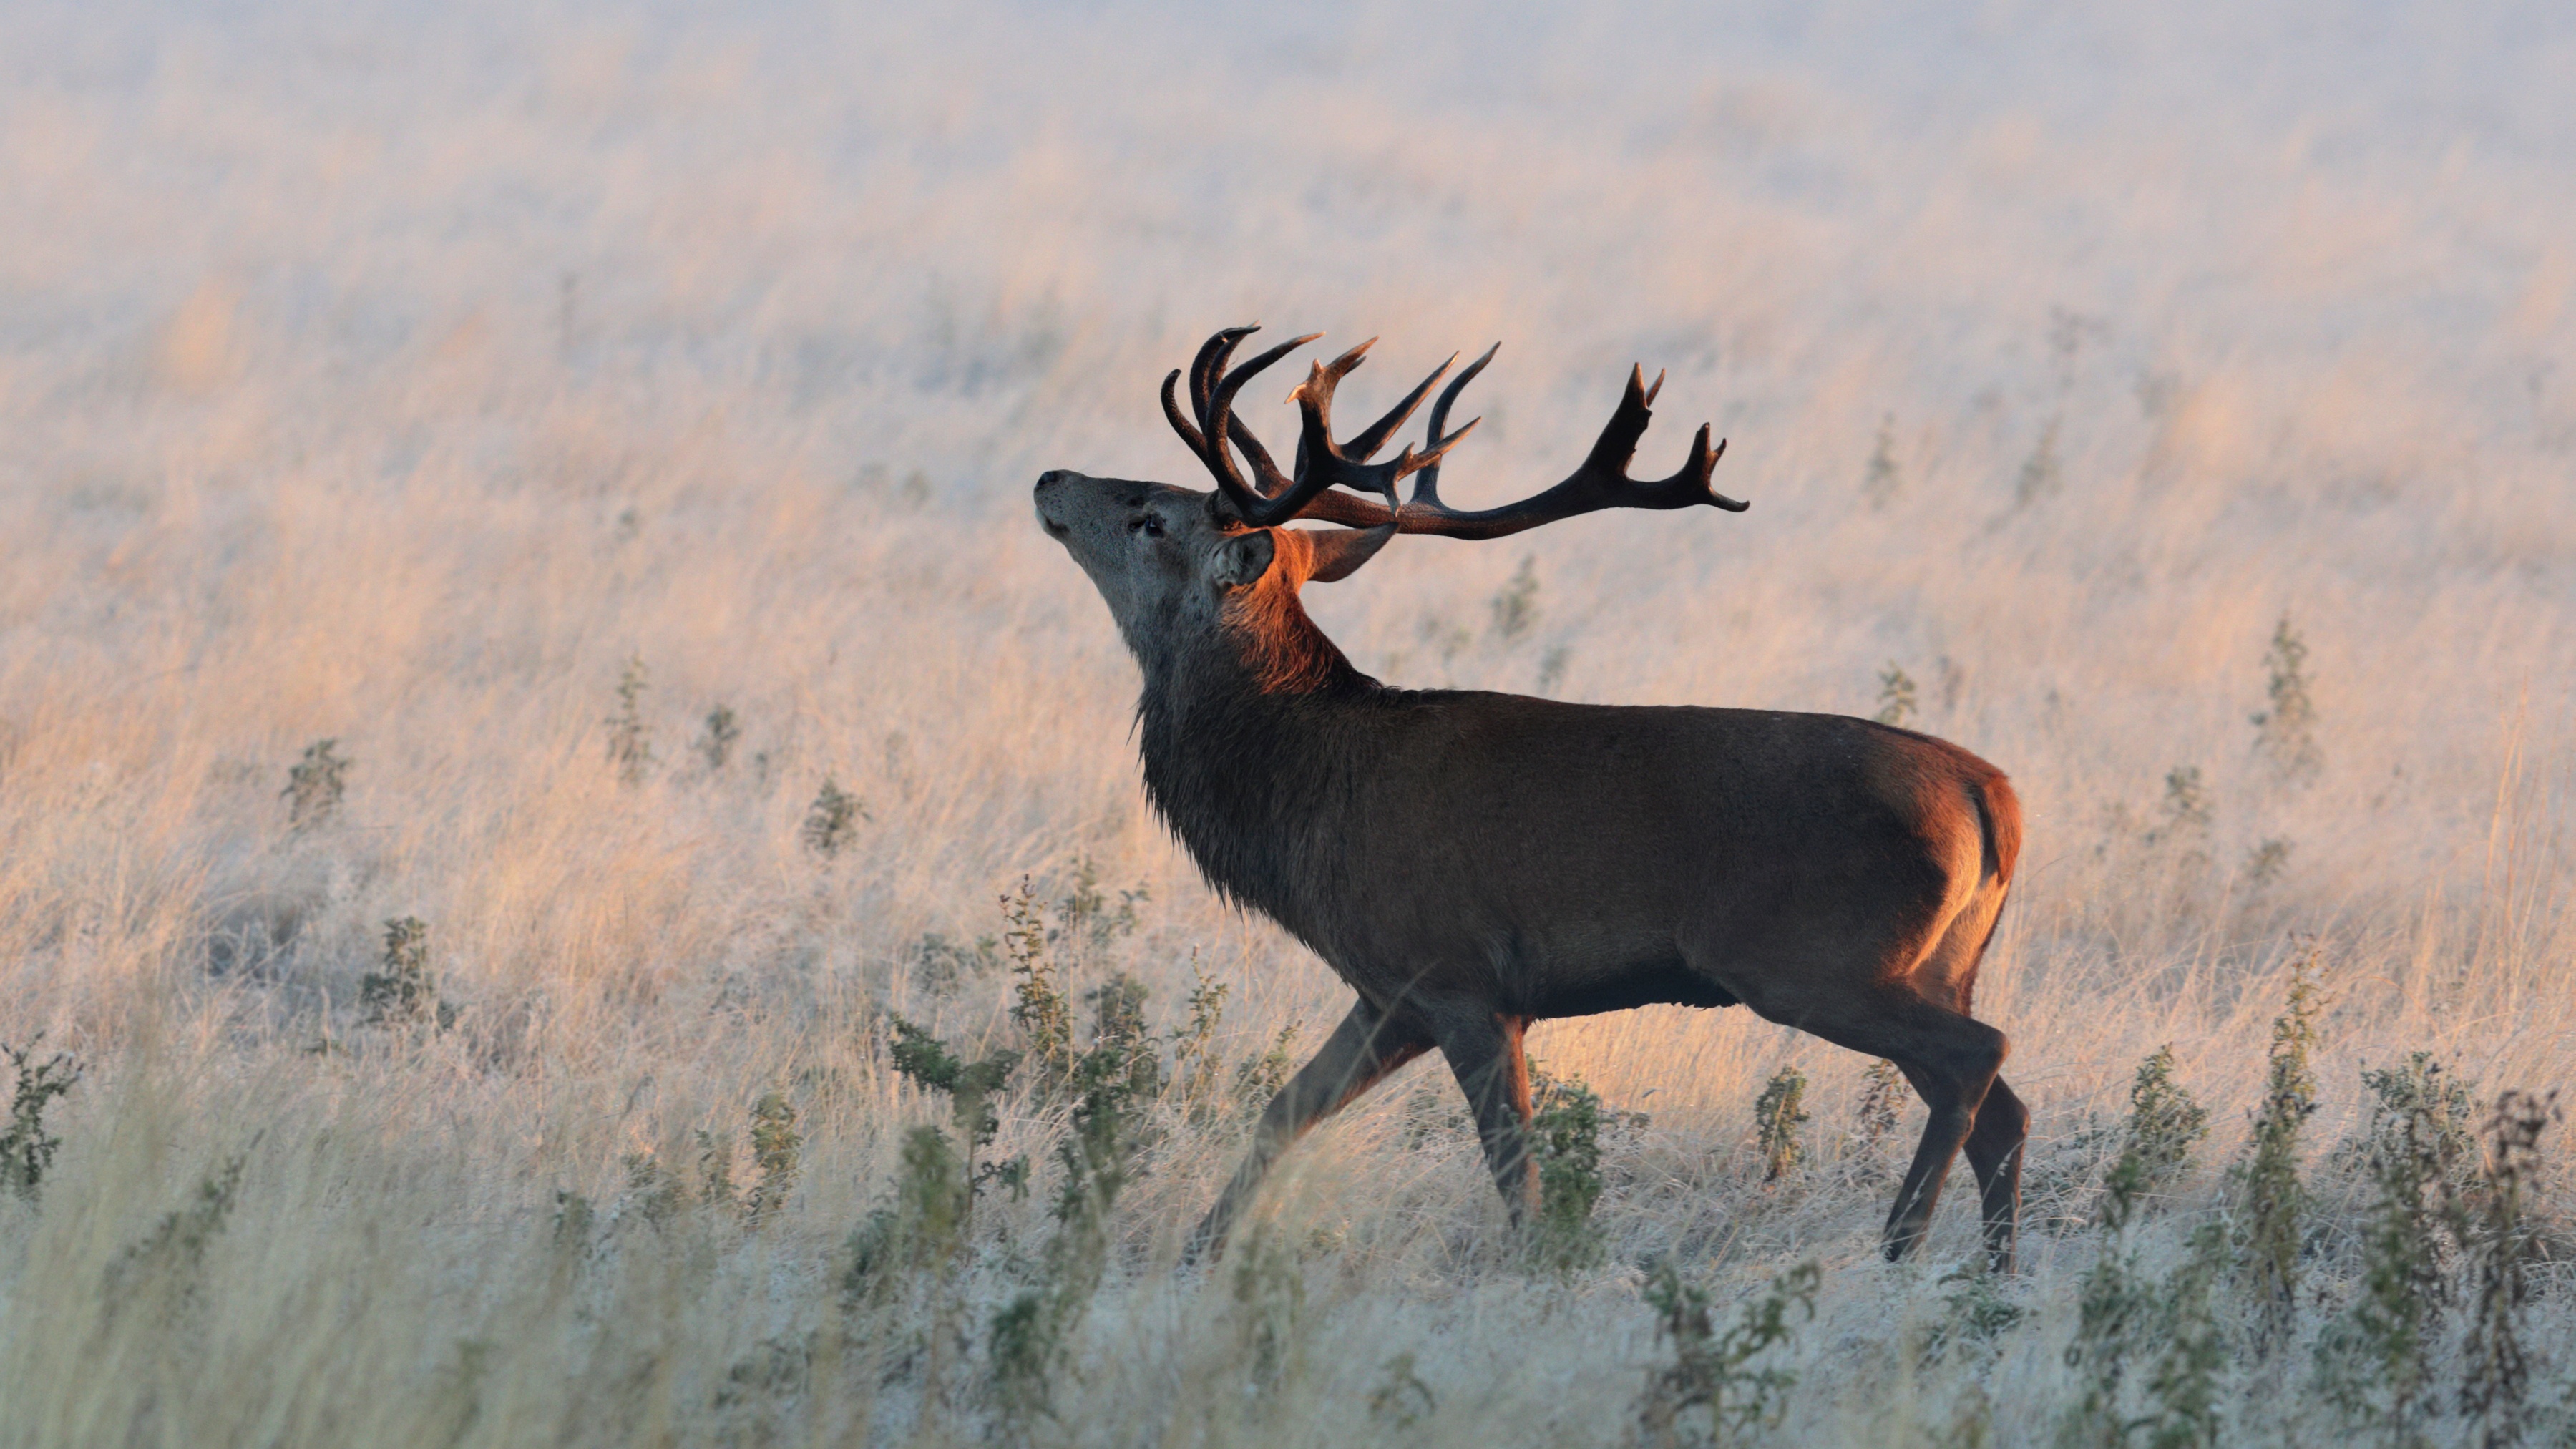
[{"left": 1133, "top": 593, "right": 1372, "bottom": 934}]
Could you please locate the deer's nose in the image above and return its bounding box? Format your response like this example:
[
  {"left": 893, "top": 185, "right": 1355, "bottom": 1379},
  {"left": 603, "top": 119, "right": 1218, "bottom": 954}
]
[{"left": 1034, "top": 471, "right": 1073, "bottom": 536}]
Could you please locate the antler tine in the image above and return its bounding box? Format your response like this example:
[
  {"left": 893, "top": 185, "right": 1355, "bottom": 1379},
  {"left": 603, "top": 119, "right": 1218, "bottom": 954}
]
[
  {"left": 1168, "top": 325, "right": 1317, "bottom": 520},
  {"left": 1319, "top": 340, "right": 1463, "bottom": 459},
  {"left": 1226, "top": 414, "right": 1291, "bottom": 497},
  {"left": 1406, "top": 342, "right": 1498, "bottom": 511},
  {"left": 1279, "top": 340, "right": 1453, "bottom": 490},
  {"left": 1284, "top": 340, "right": 1373, "bottom": 484},
  {"left": 1166, "top": 325, "right": 1263, "bottom": 465},
  {"left": 1546, "top": 364, "right": 1743, "bottom": 508},
  {"left": 1207, "top": 332, "right": 1322, "bottom": 497},
  {"left": 1342, "top": 349, "right": 1455, "bottom": 463},
  {"left": 1161, "top": 369, "right": 1206, "bottom": 459},
  {"left": 1274, "top": 343, "right": 1453, "bottom": 516},
  {"left": 1190, "top": 326, "right": 1252, "bottom": 419}
]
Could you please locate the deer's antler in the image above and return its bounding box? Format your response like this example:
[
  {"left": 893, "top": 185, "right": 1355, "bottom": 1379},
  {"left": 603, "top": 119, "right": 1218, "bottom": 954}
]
[
  {"left": 1163, "top": 324, "right": 1743, "bottom": 542},
  {"left": 1163, "top": 326, "right": 1470, "bottom": 527}
]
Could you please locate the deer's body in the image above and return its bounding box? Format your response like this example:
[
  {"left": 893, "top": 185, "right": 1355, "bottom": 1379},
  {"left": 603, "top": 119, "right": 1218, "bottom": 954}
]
[
  {"left": 1038, "top": 326, "right": 2029, "bottom": 1269},
  {"left": 1143, "top": 635, "right": 2014, "bottom": 1024}
]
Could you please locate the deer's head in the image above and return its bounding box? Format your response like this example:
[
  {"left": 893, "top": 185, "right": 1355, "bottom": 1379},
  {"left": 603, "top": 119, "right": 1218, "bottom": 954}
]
[{"left": 1035, "top": 323, "right": 1749, "bottom": 685}]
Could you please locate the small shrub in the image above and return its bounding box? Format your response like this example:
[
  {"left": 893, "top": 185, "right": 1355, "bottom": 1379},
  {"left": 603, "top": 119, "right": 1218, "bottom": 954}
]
[
  {"left": 2062, "top": 1156, "right": 2162, "bottom": 1447},
  {"left": 618, "top": 1152, "right": 686, "bottom": 1227},
  {"left": 2014, "top": 416, "right": 2063, "bottom": 509},
  {"left": 1489, "top": 556, "right": 1541, "bottom": 641},
  {"left": 0, "top": 1038, "right": 82, "bottom": 1200},
  {"left": 1171, "top": 965, "right": 1229, "bottom": 1118},
  {"left": 1855, "top": 1059, "right": 1908, "bottom": 1150},
  {"left": 1368, "top": 1351, "right": 1438, "bottom": 1430},
  {"left": 1875, "top": 664, "right": 1918, "bottom": 727},
  {"left": 800, "top": 776, "right": 866, "bottom": 857},
  {"left": 2155, "top": 766, "right": 2213, "bottom": 844},
  {"left": 694, "top": 705, "right": 740, "bottom": 771},
  {"left": 2119, "top": 1045, "right": 2210, "bottom": 1196},
  {"left": 282, "top": 738, "right": 349, "bottom": 831},
  {"left": 1923, "top": 1267, "right": 2024, "bottom": 1364},
  {"left": 885, "top": 1015, "right": 1023, "bottom": 1205},
  {"left": 743, "top": 1091, "right": 801, "bottom": 1225},
  {"left": 1231, "top": 1021, "right": 1302, "bottom": 1118},
  {"left": 104, "top": 1156, "right": 247, "bottom": 1309},
  {"left": 2243, "top": 837, "right": 2295, "bottom": 889},
  {"left": 1537, "top": 645, "right": 1572, "bottom": 694},
  {"left": 1527, "top": 1063, "right": 1606, "bottom": 1268},
  {"left": 2251, "top": 615, "right": 2321, "bottom": 783},
  {"left": 987, "top": 1288, "right": 1055, "bottom": 1424},
  {"left": 1419, "top": 613, "right": 1475, "bottom": 674},
  {"left": 1230, "top": 1224, "right": 1307, "bottom": 1401},
  {"left": 552, "top": 1190, "right": 595, "bottom": 1254},
  {"left": 2049, "top": 308, "right": 2105, "bottom": 385},
  {"left": 1863, "top": 414, "right": 1901, "bottom": 508},
  {"left": 697, "top": 1130, "right": 736, "bottom": 1211},
  {"left": 1002, "top": 879, "right": 1077, "bottom": 1098},
  {"left": 360, "top": 917, "right": 457, "bottom": 1030},
  {"left": 1052, "top": 854, "right": 1146, "bottom": 954},
  {"left": 2063, "top": 1160, "right": 2229, "bottom": 1449},
  {"left": 888, "top": 1127, "right": 965, "bottom": 1261},
  {"left": 991, "top": 1030, "right": 1153, "bottom": 1422},
  {"left": 1938, "top": 1385, "right": 1997, "bottom": 1449},
  {"left": 2135, "top": 1222, "right": 2228, "bottom": 1449},
  {"left": 1084, "top": 973, "right": 1161, "bottom": 1103},
  {"left": 841, "top": 1018, "right": 1020, "bottom": 1312},
  {"left": 2231, "top": 946, "right": 2325, "bottom": 1354},
  {"left": 1754, "top": 1066, "right": 1810, "bottom": 1181},
  {"left": 713, "top": 1334, "right": 811, "bottom": 1412},
  {"left": 2316, "top": 1048, "right": 2479, "bottom": 1429},
  {"left": 2459, "top": 1090, "right": 2557, "bottom": 1449},
  {"left": 1048, "top": 1042, "right": 1146, "bottom": 1250},
  {"left": 605, "top": 654, "right": 652, "bottom": 784},
  {"left": 1636, "top": 1259, "right": 1820, "bottom": 1447},
  {"left": 912, "top": 932, "right": 1000, "bottom": 994},
  {"left": 2018, "top": 1113, "right": 2123, "bottom": 1233},
  {"left": 2343, "top": 1051, "right": 2479, "bottom": 1193}
]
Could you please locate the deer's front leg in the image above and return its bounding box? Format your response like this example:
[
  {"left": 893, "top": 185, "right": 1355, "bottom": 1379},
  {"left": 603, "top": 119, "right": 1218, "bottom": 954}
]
[
  {"left": 1186, "top": 996, "right": 1430, "bottom": 1262},
  {"left": 1435, "top": 1010, "right": 1540, "bottom": 1225}
]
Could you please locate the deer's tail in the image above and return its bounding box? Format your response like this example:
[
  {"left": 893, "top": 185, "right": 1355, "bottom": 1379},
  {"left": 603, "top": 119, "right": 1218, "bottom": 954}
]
[{"left": 1971, "top": 769, "right": 2022, "bottom": 888}]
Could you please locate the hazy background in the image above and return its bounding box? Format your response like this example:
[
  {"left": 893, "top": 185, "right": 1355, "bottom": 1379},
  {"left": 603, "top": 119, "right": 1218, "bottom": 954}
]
[{"left": 2, "top": 2, "right": 2571, "bottom": 1443}]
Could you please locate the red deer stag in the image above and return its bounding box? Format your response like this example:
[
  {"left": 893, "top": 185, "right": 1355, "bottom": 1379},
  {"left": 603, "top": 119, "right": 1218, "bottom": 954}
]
[{"left": 1033, "top": 324, "right": 2026, "bottom": 1269}]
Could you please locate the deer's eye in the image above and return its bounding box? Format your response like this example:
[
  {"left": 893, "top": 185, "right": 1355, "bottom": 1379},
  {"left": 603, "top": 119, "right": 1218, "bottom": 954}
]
[{"left": 1133, "top": 514, "right": 1164, "bottom": 537}]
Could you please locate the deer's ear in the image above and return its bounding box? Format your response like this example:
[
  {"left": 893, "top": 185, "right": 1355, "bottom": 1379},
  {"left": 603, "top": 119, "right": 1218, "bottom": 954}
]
[
  {"left": 1210, "top": 529, "right": 1277, "bottom": 589},
  {"left": 1300, "top": 524, "right": 1396, "bottom": 583}
]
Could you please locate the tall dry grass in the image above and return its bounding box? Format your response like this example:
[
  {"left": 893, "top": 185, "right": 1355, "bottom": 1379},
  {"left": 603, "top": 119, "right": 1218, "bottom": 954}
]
[{"left": 2, "top": 2, "right": 2572, "bottom": 1444}]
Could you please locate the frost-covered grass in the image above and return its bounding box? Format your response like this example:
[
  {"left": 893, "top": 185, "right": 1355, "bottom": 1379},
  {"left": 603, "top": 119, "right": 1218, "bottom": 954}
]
[{"left": 2, "top": 3, "right": 2572, "bottom": 1444}]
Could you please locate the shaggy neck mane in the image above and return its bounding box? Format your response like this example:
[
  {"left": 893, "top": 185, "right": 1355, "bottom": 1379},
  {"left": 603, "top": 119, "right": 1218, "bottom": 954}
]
[{"left": 1132, "top": 572, "right": 1372, "bottom": 935}]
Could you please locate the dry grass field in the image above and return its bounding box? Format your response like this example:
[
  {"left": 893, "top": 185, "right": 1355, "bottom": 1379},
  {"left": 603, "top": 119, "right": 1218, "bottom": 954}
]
[{"left": 3, "top": 3, "right": 2573, "bottom": 1444}]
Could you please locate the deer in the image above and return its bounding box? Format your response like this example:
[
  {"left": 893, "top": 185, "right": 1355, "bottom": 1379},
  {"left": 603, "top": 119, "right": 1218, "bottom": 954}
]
[{"left": 1033, "top": 323, "right": 2028, "bottom": 1271}]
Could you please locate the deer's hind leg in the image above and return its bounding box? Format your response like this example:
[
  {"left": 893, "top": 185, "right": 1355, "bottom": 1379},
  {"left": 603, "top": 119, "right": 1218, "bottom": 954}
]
[
  {"left": 1820, "top": 992, "right": 2008, "bottom": 1262},
  {"left": 1911, "top": 875, "right": 2025, "bottom": 1270},
  {"left": 1187, "top": 996, "right": 1430, "bottom": 1262},
  {"left": 1692, "top": 942, "right": 2008, "bottom": 1265},
  {"left": 1961, "top": 1075, "right": 2029, "bottom": 1272}
]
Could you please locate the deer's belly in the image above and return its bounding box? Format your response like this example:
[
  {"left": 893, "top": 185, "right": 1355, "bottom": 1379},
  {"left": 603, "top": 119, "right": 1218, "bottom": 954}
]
[{"left": 1527, "top": 962, "right": 1739, "bottom": 1018}]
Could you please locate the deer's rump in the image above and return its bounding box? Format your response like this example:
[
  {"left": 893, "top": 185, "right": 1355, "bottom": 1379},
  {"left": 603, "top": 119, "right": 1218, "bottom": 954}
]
[{"left": 1306, "top": 692, "right": 2009, "bottom": 1020}]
